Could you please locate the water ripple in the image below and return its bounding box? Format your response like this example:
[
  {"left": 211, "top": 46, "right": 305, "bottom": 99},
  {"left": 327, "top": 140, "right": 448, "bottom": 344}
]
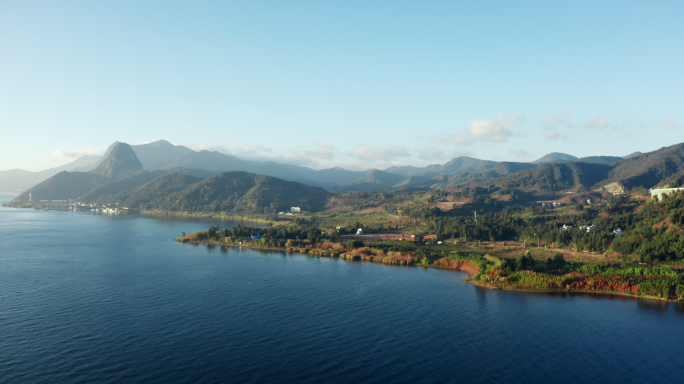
[{"left": 0, "top": 205, "right": 683, "bottom": 383}]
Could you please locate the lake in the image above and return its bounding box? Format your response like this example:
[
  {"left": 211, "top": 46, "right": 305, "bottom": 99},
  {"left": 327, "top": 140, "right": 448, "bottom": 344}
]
[{"left": 1, "top": 193, "right": 682, "bottom": 383}]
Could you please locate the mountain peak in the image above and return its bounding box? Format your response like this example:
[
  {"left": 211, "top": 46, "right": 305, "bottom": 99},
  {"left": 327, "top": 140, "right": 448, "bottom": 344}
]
[
  {"left": 623, "top": 151, "right": 643, "bottom": 159},
  {"left": 532, "top": 152, "right": 578, "bottom": 164},
  {"left": 89, "top": 142, "right": 143, "bottom": 179},
  {"left": 146, "top": 140, "right": 175, "bottom": 147}
]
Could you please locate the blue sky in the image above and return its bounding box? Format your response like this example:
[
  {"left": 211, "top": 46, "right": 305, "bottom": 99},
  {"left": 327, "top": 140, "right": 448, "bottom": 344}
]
[{"left": 1, "top": 0, "right": 682, "bottom": 171}]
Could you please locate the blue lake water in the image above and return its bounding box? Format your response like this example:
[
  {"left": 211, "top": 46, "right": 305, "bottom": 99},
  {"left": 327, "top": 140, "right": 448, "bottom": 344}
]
[{"left": 1, "top": 193, "right": 683, "bottom": 383}]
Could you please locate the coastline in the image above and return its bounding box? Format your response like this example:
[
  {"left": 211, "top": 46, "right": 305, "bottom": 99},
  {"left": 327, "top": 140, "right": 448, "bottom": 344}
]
[
  {"left": 178, "top": 239, "right": 681, "bottom": 304},
  {"left": 464, "top": 280, "right": 681, "bottom": 303},
  {"left": 0, "top": 204, "right": 278, "bottom": 225},
  {"left": 142, "top": 210, "right": 276, "bottom": 224}
]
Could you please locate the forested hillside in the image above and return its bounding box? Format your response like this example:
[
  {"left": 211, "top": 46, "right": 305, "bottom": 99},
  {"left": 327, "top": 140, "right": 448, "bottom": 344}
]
[
  {"left": 14, "top": 142, "right": 147, "bottom": 202},
  {"left": 91, "top": 173, "right": 202, "bottom": 207},
  {"left": 385, "top": 156, "right": 496, "bottom": 177},
  {"left": 404, "top": 192, "right": 684, "bottom": 263},
  {"left": 656, "top": 172, "right": 684, "bottom": 188},
  {"left": 92, "top": 171, "right": 330, "bottom": 213},
  {"left": 600, "top": 143, "right": 684, "bottom": 189},
  {"left": 0, "top": 155, "right": 100, "bottom": 193},
  {"left": 468, "top": 143, "right": 684, "bottom": 192},
  {"left": 333, "top": 170, "right": 406, "bottom": 192},
  {"left": 428, "top": 162, "right": 538, "bottom": 189},
  {"left": 577, "top": 156, "right": 624, "bottom": 164},
  {"left": 80, "top": 170, "right": 166, "bottom": 201},
  {"left": 476, "top": 162, "right": 612, "bottom": 191},
  {"left": 15, "top": 172, "right": 109, "bottom": 201}
]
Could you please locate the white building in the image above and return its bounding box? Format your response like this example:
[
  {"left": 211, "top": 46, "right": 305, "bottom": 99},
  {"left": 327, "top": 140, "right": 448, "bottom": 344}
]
[
  {"left": 562, "top": 224, "right": 573, "bottom": 230},
  {"left": 290, "top": 207, "right": 301, "bottom": 213},
  {"left": 586, "top": 199, "right": 592, "bottom": 205},
  {"left": 356, "top": 228, "right": 364, "bottom": 235},
  {"left": 579, "top": 225, "right": 596, "bottom": 233},
  {"left": 613, "top": 228, "right": 623, "bottom": 237},
  {"left": 650, "top": 188, "right": 684, "bottom": 200}
]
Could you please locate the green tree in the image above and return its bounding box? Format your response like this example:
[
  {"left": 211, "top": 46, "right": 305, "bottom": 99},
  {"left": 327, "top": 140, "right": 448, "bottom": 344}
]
[
  {"left": 676, "top": 285, "right": 684, "bottom": 300},
  {"left": 346, "top": 239, "right": 364, "bottom": 249}
]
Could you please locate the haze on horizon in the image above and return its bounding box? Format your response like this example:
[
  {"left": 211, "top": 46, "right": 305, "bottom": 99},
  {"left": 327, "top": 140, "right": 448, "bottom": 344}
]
[{"left": 1, "top": 1, "right": 682, "bottom": 172}]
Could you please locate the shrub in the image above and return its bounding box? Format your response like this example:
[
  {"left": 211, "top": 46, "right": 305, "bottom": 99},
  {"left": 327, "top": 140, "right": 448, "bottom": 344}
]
[{"left": 346, "top": 239, "right": 364, "bottom": 249}]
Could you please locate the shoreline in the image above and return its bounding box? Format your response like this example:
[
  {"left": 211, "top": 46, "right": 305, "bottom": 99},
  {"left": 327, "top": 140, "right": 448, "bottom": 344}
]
[
  {"left": 465, "top": 281, "right": 680, "bottom": 303},
  {"left": 141, "top": 210, "right": 276, "bottom": 224},
  {"left": 179, "top": 239, "right": 680, "bottom": 304},
  {"left": 0, "top": 204, "right": 277, "bottom": 225}
]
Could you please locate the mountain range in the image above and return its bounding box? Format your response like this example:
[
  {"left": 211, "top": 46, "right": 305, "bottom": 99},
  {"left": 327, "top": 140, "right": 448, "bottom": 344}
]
[
  {"left": 14, "top": 143, "right": 330, "bottom": 214},
  {"left": 5, "top": 139, "right": 684, "bottom": 200},
  {"left": 92, "top": 171, "right": 330, "bottom": 213},
  {"left": 0, "top": 155, "right": 101, "bottom": 192},
  {"left": 476, "top": 143, "right": 684, "bottom": 192}
]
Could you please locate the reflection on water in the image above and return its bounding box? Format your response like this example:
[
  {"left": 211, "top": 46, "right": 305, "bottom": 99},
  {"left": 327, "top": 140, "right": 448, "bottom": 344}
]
[
  {"left": 637, "top": 297, "right": 683, "bottom": 313},
  {"left": 1, "top": 201, "right": 683, "bottom": 383},
  {"left": 192, "top": 242, "right": 684, "bottom": 316}
]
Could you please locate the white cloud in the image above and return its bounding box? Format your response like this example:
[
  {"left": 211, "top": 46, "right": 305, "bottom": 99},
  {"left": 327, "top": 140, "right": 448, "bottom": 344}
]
[
  {"left": 540, "top": 109, "right": 573, "bottom": 139},
  {"left": 315, "top": 142, "right": 333, "bottom": 150},
  {"left": 451, "top": 134, "right": 471, "bottom": 145},
  {"left": 665, "top": 119, "right": 678, "bottom": 130},
  {"left": 544, "top": 129, "right": 560, "bottom": 139},
  {"left": 546, "top": 109, "right": 572, "bottom": 126},
  {"left": 467, "top": 113, "right": 525, "bottom": 142},
  {"left": 582, "top": 115, "right": 610, "bottom": 131},
  {"left": 52, "top": 148, "right": 105, "bottom": 160},
  {"left": 434, "top": 112, "right": 525, "bottom": 146},
  {"left": 354, "top": 145, "right": 410, "bottom": 160},
  {"left": 415, "top": 146, "right": 446, "bottom": 161}
]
